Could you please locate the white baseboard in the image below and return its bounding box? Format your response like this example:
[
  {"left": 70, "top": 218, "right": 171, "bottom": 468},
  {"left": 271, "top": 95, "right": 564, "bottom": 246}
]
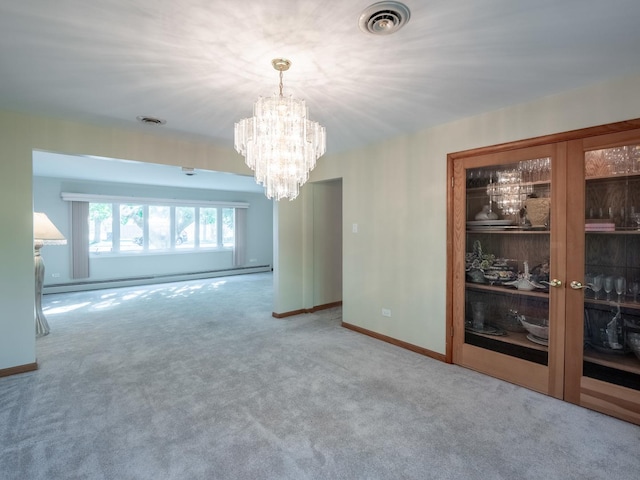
[{"left": 43, "top": 265, "right": 272, "bottom": 294}]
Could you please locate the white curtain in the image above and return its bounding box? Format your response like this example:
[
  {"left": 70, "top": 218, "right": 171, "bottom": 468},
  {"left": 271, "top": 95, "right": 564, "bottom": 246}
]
[
  {"left": 234, "top": 208, "right": 247, "bottom": 267},
  {"left": 71, "top": 201, "right": 90, "bottom": 278}
]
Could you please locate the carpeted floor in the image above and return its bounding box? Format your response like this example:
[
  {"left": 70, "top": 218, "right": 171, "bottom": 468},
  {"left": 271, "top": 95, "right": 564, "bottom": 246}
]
[{"left": 1, "top": 272, "right": 639, "bottom": 479}]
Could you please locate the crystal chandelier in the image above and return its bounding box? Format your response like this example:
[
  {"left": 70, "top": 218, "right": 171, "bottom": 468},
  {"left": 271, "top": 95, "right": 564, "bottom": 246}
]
[
  {"left": 486, "top": 168, "right": 533, "bottom": 215},
  {"left": 234, "top": 59, "right": 326, "bottom": 201}
]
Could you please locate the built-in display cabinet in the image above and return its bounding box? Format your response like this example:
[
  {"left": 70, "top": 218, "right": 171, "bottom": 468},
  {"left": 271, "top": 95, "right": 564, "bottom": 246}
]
[{"left": 447, "top": 120, "right": 640, "bottom": 424}]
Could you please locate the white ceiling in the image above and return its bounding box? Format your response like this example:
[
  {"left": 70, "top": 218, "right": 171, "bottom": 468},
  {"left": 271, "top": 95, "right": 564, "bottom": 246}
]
[{"left": 3, "top": 1, "right": 640, "bottom": 189}]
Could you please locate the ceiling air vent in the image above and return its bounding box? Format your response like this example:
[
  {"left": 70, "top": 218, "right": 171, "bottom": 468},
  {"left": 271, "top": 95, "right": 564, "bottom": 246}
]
[
  {"left": 359, "top": 1, "right": 411, "bottom": 35},
  {"left": 136, "top": 115, "right": 166, "bottom": 125}
]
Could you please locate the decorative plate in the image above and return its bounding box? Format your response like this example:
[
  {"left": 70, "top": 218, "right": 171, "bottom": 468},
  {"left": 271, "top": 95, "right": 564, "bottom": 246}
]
[{"left": 527, "top": 334, "right": 548, "bottom": 346}]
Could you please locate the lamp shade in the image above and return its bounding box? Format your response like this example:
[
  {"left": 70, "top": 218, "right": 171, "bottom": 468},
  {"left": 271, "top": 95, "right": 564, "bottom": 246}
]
[{"left": 33, "top": 212, "right": 67, "bottom": 245}]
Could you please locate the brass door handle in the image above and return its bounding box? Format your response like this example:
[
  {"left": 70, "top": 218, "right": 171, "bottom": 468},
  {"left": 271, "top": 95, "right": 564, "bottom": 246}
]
[
  {"left": 548, "top": 279, "right": 562, "bottom": 288},
  {"left": 570, "top": 280, "right": 588, "bottom": 290}
]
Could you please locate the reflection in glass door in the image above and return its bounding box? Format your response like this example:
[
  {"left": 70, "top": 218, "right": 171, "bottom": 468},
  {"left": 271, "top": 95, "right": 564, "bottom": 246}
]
[
  {"left": 581, "top": 144, "right": 640, "bottom": 390},
  {"left": 464, "top": 157, "right": 552, "bottom": 365}
]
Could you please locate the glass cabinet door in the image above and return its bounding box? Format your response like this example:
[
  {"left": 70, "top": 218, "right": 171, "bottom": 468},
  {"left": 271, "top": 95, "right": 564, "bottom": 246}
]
[
  {"left": 580, "top": 143, "right": 640, "bottom": 392},
  {"left": 454, "top": 144, "right": 563, "bottom": 396}
]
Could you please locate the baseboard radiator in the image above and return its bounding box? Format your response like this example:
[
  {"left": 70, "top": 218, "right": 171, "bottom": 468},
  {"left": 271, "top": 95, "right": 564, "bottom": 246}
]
[{"left": 43, "top": 265, "right": 272, "bottom": 294}]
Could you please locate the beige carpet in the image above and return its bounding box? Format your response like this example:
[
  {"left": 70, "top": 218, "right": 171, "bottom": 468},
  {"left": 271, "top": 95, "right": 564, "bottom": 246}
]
[{"left": 1, "top": 272, "right": 639, "bottom": 479}]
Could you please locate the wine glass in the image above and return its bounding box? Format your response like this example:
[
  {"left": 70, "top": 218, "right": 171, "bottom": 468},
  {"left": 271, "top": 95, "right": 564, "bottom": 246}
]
[
  {"left": 615, "top": 276, "right": 627, "bottom": 303},
  {"left": 604, "top": 276, "right": 614, "bottom": 301},
  {"left": 630, "top": 281, "right": 640, "bottom": 303},
  {"left": 591, "top": 274, "right": 604, "bottom": 300},
  {"left": 632, "top": 212, "right": 640, "bottom": 231},
  {"left": 584, "top": 273, "right": 594, "bottom": 299}
]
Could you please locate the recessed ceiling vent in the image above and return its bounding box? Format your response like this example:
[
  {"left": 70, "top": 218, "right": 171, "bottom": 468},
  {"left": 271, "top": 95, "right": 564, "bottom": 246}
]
[
  {"left": 359, "top": 1, "right": 411, "bottom": 35},
  {"left": 136, "top": 115, "right": 166, "bottom": 125}
]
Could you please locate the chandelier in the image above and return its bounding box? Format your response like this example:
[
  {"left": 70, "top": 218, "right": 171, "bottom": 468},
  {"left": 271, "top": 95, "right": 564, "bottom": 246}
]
[
  {"left": 486, "top": 168, "right": 533, "bottom": 215},
  {"left": 234, "top": 59, "right": 326, "bottom": 201}
]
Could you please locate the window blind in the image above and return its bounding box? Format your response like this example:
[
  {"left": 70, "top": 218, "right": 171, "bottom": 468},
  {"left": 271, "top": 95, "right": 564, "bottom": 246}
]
[
  {"left": 71, "top": 201, "right": 90, "bottom": 278},
  {"left": 234, "top": 208, "right": 247, "bottom": 266}
]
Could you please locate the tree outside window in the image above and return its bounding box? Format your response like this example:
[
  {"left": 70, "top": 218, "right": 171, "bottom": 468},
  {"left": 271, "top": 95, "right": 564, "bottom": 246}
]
[
  {"left": 89, "top": 203, "right": 113, "bottom": 252},
  {"left": 199, "top": 207, "right": 217, "bottom": 248},
  {"left": 87, "top": 202, "right": 237, "bottom": 253},
  {"left": 120, "top": 204, "right": 144, "bottom": 251},
  {"left": 176, "top": 206, "right": 194, "bottom": 249}
]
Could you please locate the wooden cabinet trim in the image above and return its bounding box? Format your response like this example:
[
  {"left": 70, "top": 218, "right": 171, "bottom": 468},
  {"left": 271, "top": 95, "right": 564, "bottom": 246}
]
[
  {"left": 581, "top": 377, "right": 640, "bottom": 425},
  {"left": 458, "top": 343, "right": 549, "bottom": 394},
  {"left": 448, "top": 119, "right": 640, "bottom": 160}
]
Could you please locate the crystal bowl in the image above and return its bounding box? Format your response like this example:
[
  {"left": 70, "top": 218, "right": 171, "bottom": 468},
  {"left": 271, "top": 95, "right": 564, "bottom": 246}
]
[
  {"left": 628, "top": 333, "right": 640, "bottom": 361},
  {"left": 519, "top": 316, "right": 549, "bottom": 340}
]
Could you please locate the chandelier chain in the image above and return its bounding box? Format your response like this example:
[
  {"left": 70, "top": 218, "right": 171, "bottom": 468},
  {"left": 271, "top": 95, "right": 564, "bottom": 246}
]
[{"left": 279, "top": 70, "right": 284, "bottom": 97}]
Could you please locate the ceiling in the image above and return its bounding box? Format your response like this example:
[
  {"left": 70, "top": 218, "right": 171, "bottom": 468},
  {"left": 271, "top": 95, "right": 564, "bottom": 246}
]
[{"left": 3, "top": 1, "right": 640, "bottom": 190}]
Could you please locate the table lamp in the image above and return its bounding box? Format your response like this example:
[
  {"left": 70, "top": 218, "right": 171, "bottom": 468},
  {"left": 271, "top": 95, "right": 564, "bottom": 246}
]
[{"left": 34, "top": 212, "right": 67, "bottom": 337}]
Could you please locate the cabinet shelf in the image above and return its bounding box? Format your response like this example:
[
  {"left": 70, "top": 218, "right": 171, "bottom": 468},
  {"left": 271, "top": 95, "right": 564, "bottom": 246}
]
[
  {"left": 466, "top": 229, "right": 549, "bottom": 234},
  {"left": 466, "top": 282, "right": 549, "bottom": 299},
  {"left": 468, "top": 329, "right": 547, "bottom": 352},
  {"left": 586, "top": 171, "right": 640, "bottom": 182},
  {"left": 467, "top": 324, "right": 640, "bottom": 374},
  {"left": 584, "top": 349, "right": 640, "bottom": 375},
  {"left": 466, "top": 229, "right": 640, "bottom": 235},
  {"left": 585, "top": 230, "right": 640, "bottom": 235},
  {"left": 466, "top": 179, "right": 551, "bottom": 192},
  {"left": 584, "top": 298, "right": 640, "bottom": 312}
]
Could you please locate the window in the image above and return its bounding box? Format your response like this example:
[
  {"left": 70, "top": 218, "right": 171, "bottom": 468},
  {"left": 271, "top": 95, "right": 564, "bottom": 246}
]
[
  {"left": 83, "top": 200, "right": 245, "bottom": 254},
  {"left": 175, "top": 206, "right": 195, "bottom": 249},
  {"left": 199, "top": 207, "right": 218, "bottom": 248},
  {"left": 148, "top": 205, "right": 171, "bottom": 250},
  {"left": 222, "top": 208, "right": 235, "bottom": 247},
  {"left": 88, "top": 203, "right": 112, "bottom": 253},
  {"left": 120, "top": 204, "right": 144, "bottom": 252}
]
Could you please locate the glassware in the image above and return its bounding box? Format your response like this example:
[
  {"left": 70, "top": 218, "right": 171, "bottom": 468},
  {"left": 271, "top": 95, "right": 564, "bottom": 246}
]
[
  {"left": 630, "top": 281, "right": 640, "bottom": 303},
  {"left": 585, "top": 273, "right": 594, "bottom": 299},
  {"left": 471, "top": 301, "right": 486, "bottom": 331},
  {"left": 604, "top": 276, "right": 614, "bottom": 301},
  {"left": 591, "top": 274, "right": 604, "bottom": 300},
  {"left": 615, "top": 276, "right": 626, "bottom": 303},
  {"left": 632, "top": 212, "right": 640, "bottom": 231}
]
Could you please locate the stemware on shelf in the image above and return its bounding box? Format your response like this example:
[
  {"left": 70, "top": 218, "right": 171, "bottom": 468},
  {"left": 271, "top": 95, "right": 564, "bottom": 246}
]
[
  {"left": 585, "top": 273, "right": 595, "bottom": 299},
  {"left": 630, "top": 281, "right": 640, "bottom": 303},
  {"left": 591, "top": 274, "right": 604, "bottom": 300},
  {"left": 604, "top": 276, "right": 614, "bottom": 301},
  {"left": 615, "top": 276, "right": 627, "bottom": 303}
]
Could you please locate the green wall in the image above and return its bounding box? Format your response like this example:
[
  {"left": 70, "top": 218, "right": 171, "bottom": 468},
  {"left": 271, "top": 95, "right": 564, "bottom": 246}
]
[{"left": 2, "top": 72, "right": 640, "bottom": 371}]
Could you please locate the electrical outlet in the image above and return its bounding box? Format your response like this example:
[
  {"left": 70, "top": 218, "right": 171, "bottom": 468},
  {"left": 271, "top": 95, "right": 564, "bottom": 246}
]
[
  {"left": 381, "top": 308, "right": 391, "bottom": 317},
  {"left": 249, "top": 258, "right": 257, "bottom": 263},
  {"left": 352, "top": 223, "right": 358, "bottom": 233},
  {"left": 51, "top": 273, "right": 61, "bottom": 278}
]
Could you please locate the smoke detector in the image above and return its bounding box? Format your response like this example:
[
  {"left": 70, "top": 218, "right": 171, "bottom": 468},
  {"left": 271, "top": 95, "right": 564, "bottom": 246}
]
[
  {"left": 359, "top": 1, "right": 411, "bottom": 35},
  {"left": 182, "top": 167, "right": 196, "bottom": 176}
]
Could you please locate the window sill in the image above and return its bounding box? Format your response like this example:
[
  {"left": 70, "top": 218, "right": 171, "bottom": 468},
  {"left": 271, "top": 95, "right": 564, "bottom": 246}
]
[{"left": 90, "top": 247, "right": 233, "bottom": 258}]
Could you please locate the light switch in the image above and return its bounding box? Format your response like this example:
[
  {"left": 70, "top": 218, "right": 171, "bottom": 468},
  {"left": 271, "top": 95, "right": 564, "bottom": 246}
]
[{"left": 352, "top": 223, "right": 358, "bottom": 233}]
